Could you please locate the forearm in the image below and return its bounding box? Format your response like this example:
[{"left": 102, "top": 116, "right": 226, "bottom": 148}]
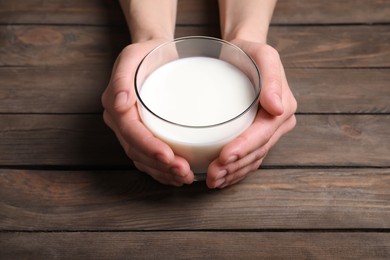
[
  {"left": 218, "top": 0, "right": 277, "bottom": 43},
  {"left": 119, "top": 0, "right": 177, "bottom": 43}
]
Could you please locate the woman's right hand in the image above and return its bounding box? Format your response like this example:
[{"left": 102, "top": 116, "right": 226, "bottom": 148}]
[{"left": 101, "top": 39, "right": 194, "bottom": 186}]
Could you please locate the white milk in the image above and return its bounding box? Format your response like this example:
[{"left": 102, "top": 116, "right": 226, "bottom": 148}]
[{"left": 138, "top": 57, "right": 258, "bottom": 174}]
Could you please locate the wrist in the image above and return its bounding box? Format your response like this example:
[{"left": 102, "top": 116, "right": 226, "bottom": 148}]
[
  {"left": 120, "top": 0, "right": 177, "bottom": 44},
  {"left": 218, "top": 0, "right": 276, "bottom": 44},
  {"left": 131, "top": 33, "right": 173, "bottom": 44},
  {"left": 222, "top": 23, "right": 268, "bottom": 44}
]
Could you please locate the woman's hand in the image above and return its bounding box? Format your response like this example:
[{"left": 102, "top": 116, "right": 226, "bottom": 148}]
[
  {"left": 102, "top": 39, "right": 194, "bottom": 186},
  {"left": 206, "top": 39, "right": 297, "bottom": 188}
]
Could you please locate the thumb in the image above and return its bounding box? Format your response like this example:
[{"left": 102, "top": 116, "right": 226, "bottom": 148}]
[
  {"left": 102, "top": 44, "right": 148, "bottom": 114},
  {"left": 250, "top": 44, "right": 284, "bottom": 116}
]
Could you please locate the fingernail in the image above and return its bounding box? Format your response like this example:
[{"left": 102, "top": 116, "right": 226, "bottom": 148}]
[
  {"left": 216, "top": 169, "right": 227, "bottom": 179},
  {"left": 114, "top": 91, "right": 128, "bottom": 109},
  {"left": 157, "top": 153, "right": 170, "bottom": 164},
  {"left": 172, "top": 180, "right": 184, "bottom": 187},
  {"left": 226, "top": 155, "right": 238, "bottom": 164},
  {"left": 215, "top": 178, "right": 225, "bottom": 188},
  {"left": 219, "top": 182, "right": 229, "bottom": 189},
  {"left": 272, "top": 93, "right": 284, "bottom": 114},
  {"left": 170, "top": 167, "right": 181, "bottom": 176},
  {"left": 173, "top": 174, "right": 184, "bottom": 183}
]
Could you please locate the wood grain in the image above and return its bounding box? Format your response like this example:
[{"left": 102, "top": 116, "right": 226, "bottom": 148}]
[
  {"left": 1, "top": 169, "right": 389, "bottom": 230},
  {"left": 1, "top": 232, "right": 389, "bottom": 259},
  {"left": 287, "top": 68, "right": 390, "bottom": 113},
  {"left": 273, "top": 0, "right": 390, "bottom": 24},
  {"left": 0, "top": 0, "right": 126, "bottom": 26},
  {"left": 0, "top": 115, "right": 128, "bottom": 166},
  {"left": 0, "top": 0, "right": 388, "bottom": 25},
  {"left": 0, "top": 0, "right": 389, "bottom": 258},
  {"left": 1, "top": 68, "right": 388, "bottom": 114},
  {"left": 0, "top": 115, "right": 389, "bottom": 167},
  {"left": 0, "top": 25, "right": 129, "bottom": 67},
  {"left": 0, "top": 67, "right": 109, "bottom": 113},
  {"left": 266, "top": 114, "right": 390, "bottom": 167},
  {"left": 267, "top": 26, "right": 390, "bottom": 68},
  {"left": 1, "top": 25, "right": 388, "bottom": 67}
]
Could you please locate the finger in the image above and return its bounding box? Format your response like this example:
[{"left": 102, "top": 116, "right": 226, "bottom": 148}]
[
  {"left": 253, "top": 45, "right": 284, "bottom": 116},
  {"left": 102, "top": 48, "right": 138, "bottom": 114},
  {"left": 102, "top": 41, "right": 163, "bottom": 114},
  {"left": 218, "top": 109, "right": 278, "bottom": 165},
  {"left": 205, "top": 161, "right": 228, "bottom": 188},
  {"left": 111, "top": 116, "right": 194, "bottom": 184},
  {"left": 211, "top": 114, "right": 296, "bottom": 189},
  {"left": 135, "top": 157, "right": 193, "bottom": 186},
  {"left": 104, "top": 105, "right": 176, "bottom": 169},
  {"left": 116, "top": 107, "right": 176, "bottom": 165},
  {"left": 206, "top": 148, "right": 265, "bottom": 188},
  {"left": 134, "top": 161, "right": 184, "bottom": 187},
  {"left": 224, "top": 111, "right": 296, "bottom": 164},
  {"left": 219, "top": 159, "right": 262, "bottom": 189},
  {"left": 224, "top": 146, "right": 267, "bottom": 175},
  {"left": 134, "top": 151, "right": 193, "bottom": 183},
  {"left": 235, "top": 42, "right": 284, "bottom": 116},
  {"left": 169, "top": 156, "right": 194, "bottom": 180},
  {"left": 226, "top": 175, "right": 246, "bottom": 187}
]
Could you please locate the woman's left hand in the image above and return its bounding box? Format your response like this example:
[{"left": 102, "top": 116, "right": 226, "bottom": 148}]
[{"left": 206, "top": 39, "right": 297, "bottom": 189}]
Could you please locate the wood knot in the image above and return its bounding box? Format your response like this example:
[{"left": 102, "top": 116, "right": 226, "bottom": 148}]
[
  {"left": 17, "top": 27, "right": 64, "bottom": 46},
  {"left": 341, "top": 125, "right": 362, "bottom": 138}
]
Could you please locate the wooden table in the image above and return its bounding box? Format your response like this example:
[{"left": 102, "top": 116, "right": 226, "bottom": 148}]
[{"left": 1, "top": 0, "right": 389, "bottom": 258}]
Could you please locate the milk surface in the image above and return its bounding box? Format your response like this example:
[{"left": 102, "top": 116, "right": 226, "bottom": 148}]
[{"left": 139, "top": 57, "right": 258, "bottom": 173}]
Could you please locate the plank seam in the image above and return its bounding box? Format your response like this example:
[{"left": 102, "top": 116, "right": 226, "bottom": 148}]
[
  {"left": 1, "top": 229, "right": 389, "bottom": 233},
  {"left": 0, "top": 23, "right": 389, "bottom": 27},
  {"left": 0, "top": 112, "right": 389, "bottom": 116},
  {"left": 0, "top": 165, "right": 389, "bottom": 171}
]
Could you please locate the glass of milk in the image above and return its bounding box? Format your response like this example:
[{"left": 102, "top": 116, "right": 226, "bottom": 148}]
[{"left": 135, "top": 36, "right": 261, "bottom": 181}]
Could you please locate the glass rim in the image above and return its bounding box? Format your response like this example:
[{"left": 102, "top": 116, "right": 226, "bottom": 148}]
[{"left": 134, "top": 35, "right": 261, "bottom": 129}]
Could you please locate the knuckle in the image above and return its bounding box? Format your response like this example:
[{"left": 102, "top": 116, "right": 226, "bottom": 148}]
[
  {"left": 262, "top": 44, "right": 280, "bottom": 60},
  {"left": 101, "top": 87, "right": 110, "bottom": 109},
  {"left": 125, "top": 146, "right": 136, "bottom": 161},
  {"left": 268, "top": 77, "right": 282, "bottom": 91},
  {"left": 290, "top": 95, "right": 298, "bottom": 114},
  {"left": 133, "top": 161, "right": 146, "bottom": 172},
  {"left": 250, "top": 161, "right": 261, "bottom": 172},
  {"left": 262, "top": 128, "right": 274, "bottom": 144},
  {"left": 256, "top": 147, "right": 268, "bottom": 160},
  {"left": 101, "top": 91, "right": 107, "bottom": 108},
  {"left": 102, "top": 111, "right": 111, "bottom": 126},
  {"left": 225, "top": 163, "right": 238, "bottom": 175},
  {"left": 234, "top": 135, "right": 251, "bottom": 157},
  {"left": 290, "top": 115, "right": 297, "bottom": 128},
  {"left": 121, "top": 44, "right": 135, "bottom": 55}
]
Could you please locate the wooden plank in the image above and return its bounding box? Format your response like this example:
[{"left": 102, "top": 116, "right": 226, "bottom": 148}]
[
  {"left": 0, "top": 25, "right": 129, "bottom": 67},
  {"left": 266, "top": 114, "right": 390, "bottom": 167},
  {"left": 0, "top": 115, "right": 389, "bottom": 167},
  {"left": 0, "top": 0, "right": 388, "bottom": 25},
  {"left": 1, "top": 67, "right": 389, "bottom": 114},
  {"left": 287, "top": 69, "right": 390, "bottom": 113},
  {"left": 273, "top": 0, "right": 390, "bottom": 25},
  {"left": 0, "top": 168, "right": 389, "bottom": 230},
  {"left": 267, "top": 25, "right": 390, "bottom": 68},
  {"left": 0, "top": 67, "right": 109, "bottom": 113},
  {"left": 1, "top": 232, "right": 389, "bottom": 259},
  {"left": 1, "top": 25, "right": 389, "bottom": 68},
  {"left": 0, "top": 115, "right": 128, "bottom": 166},
  {"left": 0, "top": 0, "right": 126, "bottom": 26}
]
